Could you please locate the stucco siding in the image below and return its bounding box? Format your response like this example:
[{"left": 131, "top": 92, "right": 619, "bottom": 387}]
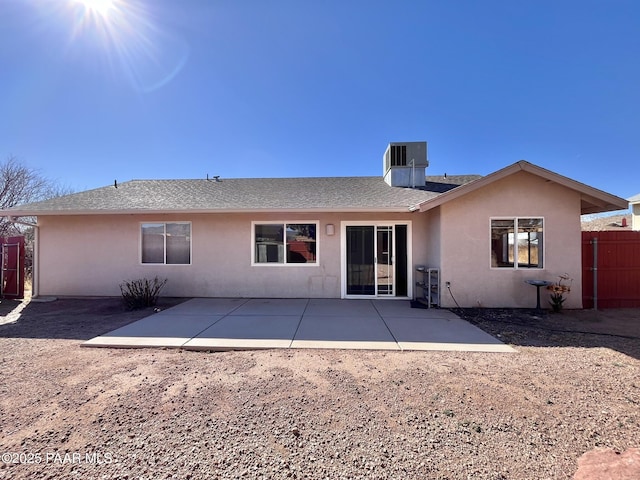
[
  {"left": 37, "top": 211, "right": 427, "bottom": 298},
  {"left": 438, "top": 171, "right": 583, "bottom": 308},
  {"left": 423, "top": 207, "right": 442, "bottom": 268}
]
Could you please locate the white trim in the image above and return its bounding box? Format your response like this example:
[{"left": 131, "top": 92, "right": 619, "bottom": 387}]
[
  {"left": 139, "top": 221, "right": 192, "bottom": 266},
  {"left": 416, "top": 160, "right": 628, "bottom": 215},
  {"left": 489, "top": 216, "right": 545, "bottom": 270},
  {"left": 34, "top": 225, "right": 40, "bottom": 298},
  {"left": 251, "top": 221, "right": 319, "bottom": 267},
  {"left": 3, "top": 207, "right": 417, "bottom": 217},
  {"left": 340, "top": 221, "right": 413, "bottom": 299}
]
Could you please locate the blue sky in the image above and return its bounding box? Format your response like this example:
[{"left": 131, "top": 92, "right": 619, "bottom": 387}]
[{"left": 1, "top": 0, "right": 638, "bottom": 203}]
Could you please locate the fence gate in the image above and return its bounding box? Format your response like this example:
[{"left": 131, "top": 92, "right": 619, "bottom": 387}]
[
  {"left": 582, "top": 231, "right": 640, "bottom": 308},
  {"left": 1, "top": 236, "right": 25, "bottom": 299}
]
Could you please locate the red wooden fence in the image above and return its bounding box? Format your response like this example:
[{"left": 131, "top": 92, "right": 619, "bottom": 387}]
[{"left": 582, "top": 231, "right": 640, "bottom": 308}]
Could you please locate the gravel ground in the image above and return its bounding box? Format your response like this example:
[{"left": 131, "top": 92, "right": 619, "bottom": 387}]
[{"left": 0, "top": 298, "right": 638, "bottom": 479}]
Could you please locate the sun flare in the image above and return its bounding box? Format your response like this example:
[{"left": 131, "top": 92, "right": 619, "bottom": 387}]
[
  {"left": 75, "top": 0, "right": 116, "bottom": 17},
  {"left": 58, "top": 0, "right": 189, "bottom": 93}
]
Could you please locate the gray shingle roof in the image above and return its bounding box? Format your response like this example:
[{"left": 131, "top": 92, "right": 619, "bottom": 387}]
[{"left": 3, "top": 175, "right": 480, "bottom": 215}]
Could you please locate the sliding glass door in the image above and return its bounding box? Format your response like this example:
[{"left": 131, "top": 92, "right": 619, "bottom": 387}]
[
  {"left": 376, "top": 226, "right": 393, "bottom": 295},
  {"left": 344, "top": 224, "right": 409, "bottom": 297},
  {"left": 346, "top": 226, "right": 375, "bottom": 295}
]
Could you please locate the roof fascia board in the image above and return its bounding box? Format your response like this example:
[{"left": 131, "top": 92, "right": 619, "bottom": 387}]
[
  {"left": 416, "top": 160, "right": 628, "bottom": 214},
  {"left": 0, "top": 207, "right": 414, "bottom": 217},
  {"left": 520, "top": 162, "right": 628, "bottom": 211}
]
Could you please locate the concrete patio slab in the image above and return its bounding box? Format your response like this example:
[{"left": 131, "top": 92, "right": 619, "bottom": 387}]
[
  {"left": 84, "top": 314, "right": 222, "bottom": 348},
  {"left": 372, "top": 300, "right": 460, "bottom": 319},
  {"left": 184, "top": 315, "right": 300, "bottom": 350},
  {"left": 398, "top": 341, "right": 516, "bottom": 353},
  {"left": 291, "top": 339, "right": 401, "bottom": 350},
  {"left": 83, "top": 298, "right": 515, "bottom": 353},
  {"left": 305, "top": 299, "right": 378, "bottom": 316},
  {"left": 383, "top": 316, "right": 516, "bottom": 352},
  {"left": 154, "top": 298, "right": 248, "bottom": 315},
  {"left": 185, "top": 338, "right": 295, "bottom": 350},
  {"left": 232, "top": 298, "right": 309, "bottom": 316},
  {"left": 83, "top": 335, "right": 189, "bottom": 348},
  {"left": 291, "top": 315, "right": 399, "bottom": 350}
]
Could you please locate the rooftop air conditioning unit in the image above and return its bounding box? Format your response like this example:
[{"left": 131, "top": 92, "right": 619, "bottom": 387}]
[{"left": 383, "top": 141, "right": 428, "bottom": 187}]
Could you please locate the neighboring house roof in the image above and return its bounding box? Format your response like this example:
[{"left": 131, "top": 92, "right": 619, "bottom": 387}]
[
  {"left": 416, "top": 160, "right": 628, "bottom": 215},
  {"left": 2, "top": 175, "right": 479, "bottom": 216},
  {"left": 629, "top": 192, "right": 640, "bottom": 203}
]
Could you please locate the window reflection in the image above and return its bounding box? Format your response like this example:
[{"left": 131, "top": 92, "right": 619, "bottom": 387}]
[
  {"left": 491, "top": 218, "right": 543, "bottom": 268},
  {"left": 254, "top": 223, "right": 317, "bottom": 264}
]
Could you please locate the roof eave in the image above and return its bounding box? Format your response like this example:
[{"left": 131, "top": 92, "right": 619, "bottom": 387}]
[
  {"left": 1, "top": 206, "right": 415, "bottom": 217},
  {"left": 415, "top": 160, "right": 629, "bottom": 215}
]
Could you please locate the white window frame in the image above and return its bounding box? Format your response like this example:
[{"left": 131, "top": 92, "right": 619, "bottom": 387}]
[
  {"left": 251, "top": 221, "right": 319, "bottom": 266},
  {"left": 490, "top": 217, "right": 544, "bottom": 269},
  {"left": 140, "top": 221, "right": 192, "bottom": 265}
]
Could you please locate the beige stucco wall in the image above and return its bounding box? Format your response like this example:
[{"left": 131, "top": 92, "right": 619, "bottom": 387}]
[
  {"left": 34, "top": 173, "right": 584, "bottom": 306},
  {"left": 633, "top": 203, "right": 640, "bottom": 231},
  {"left": 437, "top": 171, "right": 583, "bottom": 309},
  {"left": 37, "top": 211, "right": 429, "bottom": 298},
  {"left": 422, "top": 207, "right": 441, "bottom": 268}
]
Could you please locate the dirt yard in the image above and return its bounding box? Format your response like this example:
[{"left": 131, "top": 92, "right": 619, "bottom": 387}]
[{"left": 0, "top": 297, "right": 638, "bottom": 479}]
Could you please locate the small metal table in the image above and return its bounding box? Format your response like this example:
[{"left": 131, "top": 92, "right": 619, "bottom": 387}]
[{"left": 525, "top": 280, "right": 553, "bottom": 310}]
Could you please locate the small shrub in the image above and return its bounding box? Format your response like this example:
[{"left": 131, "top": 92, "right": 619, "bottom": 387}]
[
  {"left": 120, "top": 277, "right": 168, "bottom": 310},
  {"left": 547, "top": 273, "right": 573, "bottom": 312}
]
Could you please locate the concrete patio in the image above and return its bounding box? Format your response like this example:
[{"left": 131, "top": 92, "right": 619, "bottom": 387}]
[{"left": 83, "top": 298, "right": 515, "bottom": 352}]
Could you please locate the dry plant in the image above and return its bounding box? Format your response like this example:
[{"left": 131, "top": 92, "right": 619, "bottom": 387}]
[{"left": 119, "top": 276, "right": 168, "bottom": 310}]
